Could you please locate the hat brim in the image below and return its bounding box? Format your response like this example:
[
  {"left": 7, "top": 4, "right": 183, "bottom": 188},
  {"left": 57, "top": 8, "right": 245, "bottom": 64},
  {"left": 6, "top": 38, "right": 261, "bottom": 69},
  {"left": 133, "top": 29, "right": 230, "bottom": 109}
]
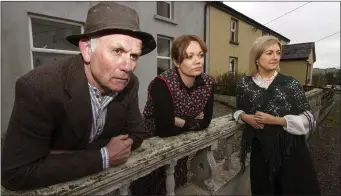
[{"left": 66, "top": 28, "right": 156, "bottom": 56}]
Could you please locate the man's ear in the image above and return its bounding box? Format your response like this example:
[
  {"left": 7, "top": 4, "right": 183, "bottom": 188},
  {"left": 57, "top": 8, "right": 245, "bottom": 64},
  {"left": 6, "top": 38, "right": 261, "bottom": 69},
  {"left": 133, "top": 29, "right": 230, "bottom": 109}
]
[{"left": 79, "top": 39, "right": 91, "bottom": 63}]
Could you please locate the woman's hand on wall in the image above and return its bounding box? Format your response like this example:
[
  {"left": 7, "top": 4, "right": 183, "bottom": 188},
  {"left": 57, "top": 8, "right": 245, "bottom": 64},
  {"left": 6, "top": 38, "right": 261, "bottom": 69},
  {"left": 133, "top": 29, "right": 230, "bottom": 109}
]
[
  {"left": 255, "top": 111, "right": 287, "bottom": 127},
  {"left": 240, "top": 113, "right": 264, "bottom": 129}
]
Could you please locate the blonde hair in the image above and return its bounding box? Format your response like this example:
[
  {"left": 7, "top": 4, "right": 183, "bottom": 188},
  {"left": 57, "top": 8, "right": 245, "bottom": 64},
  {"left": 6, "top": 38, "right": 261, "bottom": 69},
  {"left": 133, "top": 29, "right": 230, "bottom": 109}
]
[{"left": 248, "top": 35, "right": 282, "bottom": 76}]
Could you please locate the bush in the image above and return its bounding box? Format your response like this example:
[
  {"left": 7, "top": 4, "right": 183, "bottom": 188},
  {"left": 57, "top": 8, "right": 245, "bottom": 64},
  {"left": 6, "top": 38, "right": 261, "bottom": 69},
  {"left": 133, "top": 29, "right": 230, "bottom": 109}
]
[
  {"left": 312, "top": 73, "right": 327, "bottom": 88},
  {"left": 212, "top": 72, "right": 246, "bottom": 96}
]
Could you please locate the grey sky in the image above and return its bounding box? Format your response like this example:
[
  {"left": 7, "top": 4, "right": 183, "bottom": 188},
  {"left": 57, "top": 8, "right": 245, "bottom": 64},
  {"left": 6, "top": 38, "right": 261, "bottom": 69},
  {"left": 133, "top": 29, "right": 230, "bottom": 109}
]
[{"left": 224, "top": 2, "right": 340, "bottom": 69}]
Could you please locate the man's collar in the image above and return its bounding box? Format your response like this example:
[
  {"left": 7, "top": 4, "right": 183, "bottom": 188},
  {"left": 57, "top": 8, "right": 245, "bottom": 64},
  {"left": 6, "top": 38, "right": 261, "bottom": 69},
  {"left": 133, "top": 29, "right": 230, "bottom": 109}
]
[{"left": 88, "top": 83, "right": 117, "bottom": 98}]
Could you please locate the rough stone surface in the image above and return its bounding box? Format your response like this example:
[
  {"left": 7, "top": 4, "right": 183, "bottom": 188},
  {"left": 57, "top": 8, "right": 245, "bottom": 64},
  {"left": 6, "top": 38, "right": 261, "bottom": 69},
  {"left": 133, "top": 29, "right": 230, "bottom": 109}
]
[
  {"left": 203, "top": 152, "right": 250, "bottom": 195},
  {"left": 2, "top": 115, "right": 242, "bottom": 196},
  {"left": 175, "top": 183, "right": 209, "bottom": 195},
  {"left": 212, "top": 101, "right": 240, "bottom": 161}
]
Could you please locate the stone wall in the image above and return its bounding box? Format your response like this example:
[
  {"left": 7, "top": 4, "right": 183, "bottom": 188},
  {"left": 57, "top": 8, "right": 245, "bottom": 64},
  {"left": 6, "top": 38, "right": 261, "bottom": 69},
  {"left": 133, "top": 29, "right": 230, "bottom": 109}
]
[{"left": 2, "top": 89, "right": 325, "bottom": 196}]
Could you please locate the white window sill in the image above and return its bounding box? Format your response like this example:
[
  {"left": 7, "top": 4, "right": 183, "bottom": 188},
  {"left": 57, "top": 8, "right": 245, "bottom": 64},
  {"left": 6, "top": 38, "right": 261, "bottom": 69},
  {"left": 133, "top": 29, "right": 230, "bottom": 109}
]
[{"left": 154, "top": 14, "right": 178, "bottom": 25}]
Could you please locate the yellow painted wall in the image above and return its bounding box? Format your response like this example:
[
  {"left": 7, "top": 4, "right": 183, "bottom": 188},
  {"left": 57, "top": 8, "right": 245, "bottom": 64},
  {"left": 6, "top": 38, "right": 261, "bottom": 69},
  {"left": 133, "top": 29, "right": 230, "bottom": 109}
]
[
  {"left": 279, "top": 50, "right": 314, "bottom": 85},
  {"left": 208, "top": 6, "right": 288, "bottom": 78},
  {"left": 280, "top": 61, "right": 307, "bottom": 85}
]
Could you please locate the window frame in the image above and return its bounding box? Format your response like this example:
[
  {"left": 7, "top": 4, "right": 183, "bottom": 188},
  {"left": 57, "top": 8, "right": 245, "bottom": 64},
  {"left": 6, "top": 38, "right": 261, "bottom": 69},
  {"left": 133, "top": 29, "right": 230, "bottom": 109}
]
[
  {"left": 306, "top": 61, "right": 312, "bottom": 85},
  {"left": 156, "top": 1, "right": 173, "bottom": 20},
  {"left": 230, "top": 18, "right": 239, "bottom": 44},
  {"left": 28, "top": 14, "right": 84, "bottom": 69},
  {"left": 229, "top": 56, "right": 238, "bottom": 74},
  {"left": 156, "top": 35, "right": 172, "bottom": 74}
]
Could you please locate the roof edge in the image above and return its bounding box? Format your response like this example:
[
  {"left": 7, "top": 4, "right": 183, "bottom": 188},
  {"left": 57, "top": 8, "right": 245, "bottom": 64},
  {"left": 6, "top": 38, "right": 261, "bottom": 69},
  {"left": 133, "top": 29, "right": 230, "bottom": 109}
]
[
  {"left": 282, "top": 42, "right": 316, "bottom": 62},
  {"left": 285, "top": 42, "right": 314, "bottom": 46},
  {"left": 280, "top": 57, "right": 309, "bottom": 61}
]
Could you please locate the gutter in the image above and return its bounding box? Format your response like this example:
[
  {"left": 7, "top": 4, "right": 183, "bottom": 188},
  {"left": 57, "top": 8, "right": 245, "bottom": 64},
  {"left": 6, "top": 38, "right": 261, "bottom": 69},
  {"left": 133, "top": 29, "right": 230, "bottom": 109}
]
[
  {"left": 281, "top": 57, "right": 309, "bottom": 61},
  {"left": 204, "top": 3, "right": 209, "bottom": 74}
]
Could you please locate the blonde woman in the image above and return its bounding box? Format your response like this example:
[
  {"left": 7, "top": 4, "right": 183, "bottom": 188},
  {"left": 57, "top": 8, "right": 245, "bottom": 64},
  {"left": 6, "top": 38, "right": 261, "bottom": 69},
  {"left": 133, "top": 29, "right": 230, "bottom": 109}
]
[{"left": 234, "top": 36, "right": 320, "bottom": 195}]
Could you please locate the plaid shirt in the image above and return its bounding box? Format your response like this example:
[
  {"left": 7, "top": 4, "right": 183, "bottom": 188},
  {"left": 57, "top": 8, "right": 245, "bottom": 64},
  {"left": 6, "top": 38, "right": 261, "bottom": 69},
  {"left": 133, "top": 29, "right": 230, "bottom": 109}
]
[{"left": 88, "top": 83, "right": 117, "bottom": 169}]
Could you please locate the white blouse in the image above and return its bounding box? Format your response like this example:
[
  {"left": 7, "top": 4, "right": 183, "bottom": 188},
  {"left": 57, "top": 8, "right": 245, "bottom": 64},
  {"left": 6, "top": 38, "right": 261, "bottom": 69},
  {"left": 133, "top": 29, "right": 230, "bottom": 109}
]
[{"left": 233, "top": 71, "right": 315, "bottom": 135}]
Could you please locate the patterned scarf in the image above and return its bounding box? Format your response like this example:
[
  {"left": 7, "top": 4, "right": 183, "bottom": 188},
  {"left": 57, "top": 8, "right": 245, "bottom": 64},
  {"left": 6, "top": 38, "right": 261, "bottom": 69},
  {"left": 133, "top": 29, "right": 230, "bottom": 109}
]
[{"left": 143, "top": 68, "right": 213, "bottom": 135}]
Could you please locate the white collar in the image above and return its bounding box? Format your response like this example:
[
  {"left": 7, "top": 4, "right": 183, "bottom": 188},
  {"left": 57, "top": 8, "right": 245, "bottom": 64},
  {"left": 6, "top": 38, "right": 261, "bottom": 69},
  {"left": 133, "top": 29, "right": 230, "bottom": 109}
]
[
  {"left": 252, "top": 71, "right": 278, "bottom": 89},
  {"left": 254, "top": 71, "right": 278, "bottom": 81}
]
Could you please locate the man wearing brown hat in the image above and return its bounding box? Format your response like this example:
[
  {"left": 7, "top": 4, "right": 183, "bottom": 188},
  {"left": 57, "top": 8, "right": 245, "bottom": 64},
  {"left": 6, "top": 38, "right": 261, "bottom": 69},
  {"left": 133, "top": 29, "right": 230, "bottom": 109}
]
[{"left": 1, "top": 2, "right": 156, "bottom": 191}]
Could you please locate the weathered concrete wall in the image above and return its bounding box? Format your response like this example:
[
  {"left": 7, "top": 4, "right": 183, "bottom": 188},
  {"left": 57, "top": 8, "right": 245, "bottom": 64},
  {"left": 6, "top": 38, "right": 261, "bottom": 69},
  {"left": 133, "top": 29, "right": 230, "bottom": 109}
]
[
  {"left": 2, "top": 89, "right": 325, "bottom": 196},
  {"left": 2, "top": 114, "right": 243, "bottom": 196}
]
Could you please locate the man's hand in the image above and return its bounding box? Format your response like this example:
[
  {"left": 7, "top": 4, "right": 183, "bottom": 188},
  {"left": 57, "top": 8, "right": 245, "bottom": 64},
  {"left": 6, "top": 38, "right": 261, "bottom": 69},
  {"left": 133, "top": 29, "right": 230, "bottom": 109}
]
[
  {"left": 106, "top": 134, "right": 133, "bottom": 166},
  {"left": 195, "top": 112, "right": 204, "bottom": 120},
  {"left": 255, "top": 111, "right": 287, "bottom": 126},
  {"left": 240, "top": 113, "right": 264, "bottom": 129}
]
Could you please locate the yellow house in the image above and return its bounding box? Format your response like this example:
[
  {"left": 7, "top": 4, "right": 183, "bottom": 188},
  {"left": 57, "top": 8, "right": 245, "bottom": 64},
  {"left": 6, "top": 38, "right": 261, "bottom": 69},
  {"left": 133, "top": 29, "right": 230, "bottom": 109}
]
[
  {"left": 204, "top": 2, "right": 290, "bottom": 77},
  {"left": 280, "top": 42, "right": 316, "bottom": 85}
]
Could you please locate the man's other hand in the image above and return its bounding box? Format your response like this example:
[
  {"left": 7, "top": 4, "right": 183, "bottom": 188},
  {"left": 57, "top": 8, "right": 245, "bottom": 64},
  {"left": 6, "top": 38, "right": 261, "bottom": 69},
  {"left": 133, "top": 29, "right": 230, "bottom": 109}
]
[{"left": 106, "top": 134, "right": 133, "bottom": 166}]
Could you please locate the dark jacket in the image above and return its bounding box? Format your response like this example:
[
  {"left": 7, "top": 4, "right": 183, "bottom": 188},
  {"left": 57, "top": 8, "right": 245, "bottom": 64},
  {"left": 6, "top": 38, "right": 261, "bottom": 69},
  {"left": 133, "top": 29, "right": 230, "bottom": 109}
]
[{"left": 1, "top": 55, "right": 148, "bottom": 191}]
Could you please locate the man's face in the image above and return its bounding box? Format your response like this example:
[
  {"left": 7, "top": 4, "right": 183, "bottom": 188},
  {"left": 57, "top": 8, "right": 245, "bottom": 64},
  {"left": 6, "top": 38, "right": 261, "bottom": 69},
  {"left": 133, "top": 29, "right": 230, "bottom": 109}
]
[{"left": 88, "top": 34, "right": 142, "bottom": 92}]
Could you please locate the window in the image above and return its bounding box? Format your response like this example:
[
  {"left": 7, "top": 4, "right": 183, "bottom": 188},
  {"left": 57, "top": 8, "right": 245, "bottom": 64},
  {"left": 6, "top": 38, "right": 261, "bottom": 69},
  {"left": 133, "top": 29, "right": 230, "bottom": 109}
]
[
  {"left": 230, "top": 19, "right": 238, "bottom": 43},
  {"left": 157, "top": 35, "right": 172, "bottom": 75},
  {"left": 29, "top": 14, "right": 84, "bottom": 69},
  {"left": 306, "top": 62, "right": 312, "bottom": 84},
  {"left": 229, "top": 57, "right": 238, "bottom": 73},
  {"left": 157, "top": 1, "right": 172, "bottom": 19}
]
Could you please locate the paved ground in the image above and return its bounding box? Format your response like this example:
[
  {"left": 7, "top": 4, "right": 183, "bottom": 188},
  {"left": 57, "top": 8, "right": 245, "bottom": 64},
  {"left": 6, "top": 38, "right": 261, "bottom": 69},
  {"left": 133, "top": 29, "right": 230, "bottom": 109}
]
[
  {"left": 333, "top": 93, "right": 340, "bottom": 101},
  {"left": 212, "top": 101, "right": 234, "bottom": 118},
  {"left": 308, "top": 102, "right": 340, "bottom": 196}
]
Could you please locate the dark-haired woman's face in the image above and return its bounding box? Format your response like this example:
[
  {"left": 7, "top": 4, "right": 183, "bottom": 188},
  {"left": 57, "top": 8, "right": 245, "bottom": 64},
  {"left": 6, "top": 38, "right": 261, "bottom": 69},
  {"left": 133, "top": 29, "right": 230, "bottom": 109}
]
[{"left": 177, "top": 41, "right": 204, "bottom": 77}]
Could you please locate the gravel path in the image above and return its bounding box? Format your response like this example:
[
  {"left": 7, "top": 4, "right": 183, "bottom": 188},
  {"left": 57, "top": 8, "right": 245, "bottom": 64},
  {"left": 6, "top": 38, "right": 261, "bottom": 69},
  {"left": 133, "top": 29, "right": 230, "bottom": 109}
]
[{"left": 308, "top": 102, "right": 340, "bottom": 196}]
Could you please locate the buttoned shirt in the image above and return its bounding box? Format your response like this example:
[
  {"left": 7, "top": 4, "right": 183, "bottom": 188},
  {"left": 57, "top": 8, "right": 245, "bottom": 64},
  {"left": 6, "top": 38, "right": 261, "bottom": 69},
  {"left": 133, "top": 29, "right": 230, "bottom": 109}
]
[{"left": 88, "top": 83, "right": 117, "bottom": 169}]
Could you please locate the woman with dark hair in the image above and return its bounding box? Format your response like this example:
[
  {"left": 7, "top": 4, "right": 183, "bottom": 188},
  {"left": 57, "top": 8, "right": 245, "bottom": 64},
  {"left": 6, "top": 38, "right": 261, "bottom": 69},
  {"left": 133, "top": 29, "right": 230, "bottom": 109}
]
[
  {"left": 144, "top": 34, "right": 214, "bottom": 137},
  {"left": 234, "top": 35, "right": 320, "bottom": 195},
  {"left": 131, "top": 34, "right": 214, "bottom": 195}
]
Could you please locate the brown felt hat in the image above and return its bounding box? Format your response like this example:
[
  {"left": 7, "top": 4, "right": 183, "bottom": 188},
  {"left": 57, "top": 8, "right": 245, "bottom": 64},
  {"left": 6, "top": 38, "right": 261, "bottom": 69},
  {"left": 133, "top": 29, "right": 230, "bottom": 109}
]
[{"left": 66, "top": 2, "right": 156, "bottom": 55}]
